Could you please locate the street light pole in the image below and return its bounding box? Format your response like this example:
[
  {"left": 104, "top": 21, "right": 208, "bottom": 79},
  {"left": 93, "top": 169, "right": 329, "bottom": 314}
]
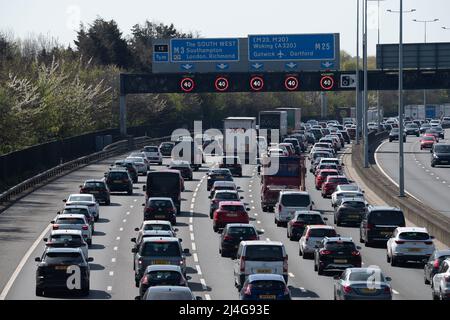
[
  {"left": 387, "top": 4, "right": 415, "bottom": 197},
  {"left": 413, "top": 18, "right": 439, "bottom": 108},
  {"left": 363, "top": 0, "right": 369, "bottom": 168},
  {"left": 356, "top": 0, "right": 361, "bottom": 145}
]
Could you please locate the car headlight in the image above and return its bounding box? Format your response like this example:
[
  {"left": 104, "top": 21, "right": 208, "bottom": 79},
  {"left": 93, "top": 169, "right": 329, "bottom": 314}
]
[{"left": 433, "top": 154, "right": 439, "bottom": 159}]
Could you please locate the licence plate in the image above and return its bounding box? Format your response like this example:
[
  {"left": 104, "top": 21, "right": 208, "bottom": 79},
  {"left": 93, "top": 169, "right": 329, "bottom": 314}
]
[
  {"left": 361, "top": 288, "right": 376, "bottom": 294},
  {"left": 90, "top": 191, "right": 98, "bottom": 194},
  {"left": 227, "top": 213, "right": 238, "bottom": 217},
  {"left": 113, "top": 180, "right": 121, "bottom": 183},
  {"left": 55, "top": 266, "right": 68, "bottom": 270},
  {"left": 259, "top": 295, "right": 276, "bottom": 300},
  {"left": 152, "top": 260, "right": 169, "bottom": 265},
  {"left": 348, "top": 215, "right": 360, "bottom": 219},
  {"left": 155, "top": 215, "right": 165, "bottom": 219},
  {"left": 408, "top": 248, "right": 422, "bottom": 252},
  {"left": 216, "top": 176, "right": 225, "bottom": 179},
  {"left": 380, "top": 231, "right": 392, "bottom": 236},
  {"left": 256, "top": 269, "right": 272, "bottom": 273},
  {"left": 334, "top": 259, "right": 347, "bottom": 264}
]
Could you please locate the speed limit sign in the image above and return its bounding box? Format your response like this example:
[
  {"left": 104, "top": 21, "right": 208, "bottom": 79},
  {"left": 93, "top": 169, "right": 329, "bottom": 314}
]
[
  {"left": 284, "top": 76, "right": 299, "bottom": 91},
  {"left": 180, "top": 77, "right": 195, "bottom": 92},
  {"left": 320, "top": 75, "right": 334, "bottom": 90},
  {"left": 250, "top": 76, "right": 264, "bottom": 91}
]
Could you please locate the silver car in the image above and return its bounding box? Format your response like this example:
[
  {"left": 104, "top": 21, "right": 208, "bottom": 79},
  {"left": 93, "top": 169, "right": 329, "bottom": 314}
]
[
  {"left": 64, "top": 194, "right": 99, "bottom": 222},
  {"left": 140, "top": 286, "right": 201, "bottom": 300},
  {"left": 51, "top": 214, "right": 93, "bottom": 245},
  {"left": 44, "top": 230, "right": 88, "bottom": 259},
  {"left": 334, "top": 268, "right": 392, "bottom": 300},
  {"left": 126, "top": 157, "right": 148, "bottom": 175}
]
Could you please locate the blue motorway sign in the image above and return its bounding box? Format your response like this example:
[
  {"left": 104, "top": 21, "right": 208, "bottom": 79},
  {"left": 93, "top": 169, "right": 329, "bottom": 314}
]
[
  {"left": 153, "top": 52, "right": 169, "bottom": 62},
  {"left": 170, "top": 38, "right": 240, "bottom": 62},
  {"left": 248, "top": 34, "right": 336, "bottom": 61}
]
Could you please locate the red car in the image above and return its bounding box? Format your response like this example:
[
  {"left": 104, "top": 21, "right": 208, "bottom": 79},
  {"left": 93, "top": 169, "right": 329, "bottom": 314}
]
[
  {"left": 420, "top": 136, "right": 436, "bottom": 150},
  {"left": 315, "top": 169, "right": 340, "bottom": 190},
  {"left": 321, "top": 175, "right": 350, "bottom": 198},
  {"left": 423, "top": 133, "right": 439, "bottom": 143},
  {"left": 213, "top": 201, "right": 249, "bottom": 232}
]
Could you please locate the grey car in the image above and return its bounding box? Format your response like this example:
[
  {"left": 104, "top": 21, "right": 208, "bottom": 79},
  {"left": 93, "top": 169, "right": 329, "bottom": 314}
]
[
  {"left": 424, "top": 249, "right": 450, "bottom": 285},
  {"left": 140, "top": 286, "right": 201, "bottom": 300},
  {"left": 132, "top": 237, "right": 189, "bottom": 287},
  {"left": 334, "top": 268, "right": 392, "bottom": 300}
]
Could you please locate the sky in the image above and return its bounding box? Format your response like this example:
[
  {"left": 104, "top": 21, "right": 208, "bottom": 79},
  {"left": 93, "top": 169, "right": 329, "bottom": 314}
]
[{"left": 1, "top": 0, "right": 450, "bottom": 56}]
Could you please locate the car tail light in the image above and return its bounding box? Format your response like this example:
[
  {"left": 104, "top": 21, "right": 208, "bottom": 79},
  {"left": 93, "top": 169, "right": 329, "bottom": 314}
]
[
  {"left": 320, "top": 250, "right": 332, "bottom": 255},
  {"left": 223, "top": 235, "right": 233, "bottom": 241},
  {"left": 240, "top": 257, "right": 245, "bottom": 272},
  {"left": 141, "top": 275, "right": 149, "bottom": 285},
  {"left": 244, "top": 284, "right": 252, "bottom": 295},
  {"left": 384, "top": 286, "right": 392, "bottom": 294},
  {"left": 343, "top": 285, "right": 352, "bottom": 294},
  {"left": 366, "top": 224, "right": 374, "bottom": 231},
  {"left": 52, "top": 224, "right": 59, "bottom": 230},
  {"left": 82, "top": 225, "right": 89, "bottom": 230},
  {"left": 247, "top": 235, "right": 258, "bottom": 240},
  {"left": 424, "top": 241, "right": 433, "bottom": 245},
  {"left": 433, "top": 259, "right": 440, "bottom": 269},
  {"left": 283, "top": 256, "right": 288, "bottom": 273},
  {"left": 351, "top": 251, "right": 360, "bottom": 256},
  {"left": 395, "top": 240, "right": 405, "bottom": 245}
]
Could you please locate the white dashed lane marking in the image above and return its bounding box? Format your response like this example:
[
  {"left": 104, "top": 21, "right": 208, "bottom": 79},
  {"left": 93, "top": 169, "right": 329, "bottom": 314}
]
[
  {"left": 189, "top": 225, "right": 193, "bottom": 231},
  {"left": 196, "top": 265, "right": 203, "bottom": 275},
  {"left": 193, "top": 253, "right": 198, "bottom": 262},
  {"left": 190, "top": 234, "right": 195, "bottom": 241},
  {"left": 289, "top": 273, "right": 295, "bottom": 278},
  {"left": 109, "top": 271, "right": 114, "bottom": 276},
  {"left": 113, "top": 246, "right": 118, "bottom": 251},
  {"left": 119, "top": 228, "right": 123, "bottom": 232},
  {"left": 111, "top": 258, "right": 116, "bottom": 263},
  {"left": 200, "top": 278, "right": 208, "bottom": 290},
  {"left": 392, "top": 289, "right": 400, "bottom": 295},
  {"left": 116, "top": 237, "right": 120, "bottom": 240},
  {"left": 192, "top": 242, "right": 196, "bottom": 251}
]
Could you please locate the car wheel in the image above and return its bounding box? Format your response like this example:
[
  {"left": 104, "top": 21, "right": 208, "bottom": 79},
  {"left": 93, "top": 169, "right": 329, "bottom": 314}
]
[
  {"left": 386, "top": 254, "right": 391, "bottom": 263},
  {"left": 213, "top": 226, "right": 218, "bottom": 232},
  {"left": 424, "top": 275, "right": 430, "bottom": 285},
  {"left": 432, "top": 289, "right": 438, "bottom": 300},
  {"left": 299, "top": 247, "right": 303, "bottom": 256},
  {"left": 105, "top": 199, "right": 111, "bottom": 205},
  {"left": 159, "top": 162, "right": 163, "bottom": 166},
  {"left": 276, "top": 220, "right": 282, "bottom": 227},
  {"left": 35, "top": 287, "right": 44, "bottom": 297},
  {"left": 262, "top": 206, "right": 267, "bottom": 212},
  {"left": 128, "top": 189, "right": 133, "bottom": 195},
  {"left": 135, "top": 280, "right": 140, "bottom": 288},
  {"left": 389, "top": 139, "right": 392, "bottom": 142},
  {"left": 318, "top": 266, "right": 324, "bottom": 275},
  {"left": 391, "top": 255, "right": 397, "bottom": 267},
  {"left": 95, "top": 216, "right": 99, "bottom": 222},
  {"left": 431, "top": 162, "right": 435, "bottom": 168}
]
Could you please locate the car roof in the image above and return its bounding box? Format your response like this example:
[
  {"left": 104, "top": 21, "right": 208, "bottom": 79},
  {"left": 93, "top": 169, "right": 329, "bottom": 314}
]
[
  {"left": 142, "top": 230, "right": 174, "bottom": 236},
  {"left": 307, "top": 225, "right": 335, "bottom": 230},
  {"left": 226, "top": 223, "right": 255, "bottom": 228},
  {"left": 324, "top": 237, "right": 354, "bottom": 243},
  {"left": 57, "top": 214, "right": 86, "bottom": 219},
  {"left": 68, "top": 194, "right": 94, "bottom": 198},
  {"left": 64, "top": 205, "right": 90, "bottom": 209},
  {"left": 248, "top": 274, "right": 286, "bottom": 282},
  {"left": 294, "top": 210, "right": 321, "bottom": 216},
  {"left": 50, "top": 229, "right": 83, "bottom": 235},
  {"left": 396, "top": 227, "right": 428, "bottom": 233},
  {"left": 145, "top": 265, "right": 182, "bottom": 273},
  {"left": 280, "top": 190, "right": 309, "bottom": 195},
  {"left": 148, "top": 197, "right": 174, "bottom": 201},
  {"left": 141, "top": 237, "right": 181, "bottom": 243},
  {"left": 368, "top": 206, "right": 401, "bottom": 212},
  {"left": 170, "top": 160, "right": 190, "bottom": 166},
  {"left": 44, "top": 247, "right": 83, "bottom": 253},
  {"left": 213, "top": 181, "right": 236, "bottom": 187},
  {"left": 84, "top": 179, "right": 105, "bottom": 183},
  {"left": 143, "top": 220, "right": 172, "bottom": 225}
]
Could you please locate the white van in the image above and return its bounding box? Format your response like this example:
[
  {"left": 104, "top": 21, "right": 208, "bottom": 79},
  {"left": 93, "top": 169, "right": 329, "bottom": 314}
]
[
  {"left": 275, "top": 191, "right": 314, "bottom": 227},
  {"left": 233, "top": 240, "right": 288, "bottom": 289}
]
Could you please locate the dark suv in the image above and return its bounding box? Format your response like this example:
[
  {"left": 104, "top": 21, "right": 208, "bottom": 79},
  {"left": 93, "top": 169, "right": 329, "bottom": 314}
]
[
  {"left": 314, "top": 237, "right": 362, "bottom": 275},
  {"left": 431, "top": 144, "right": 450, "bottom": 167},
  {"left": 112, "top": 160, "right": 138, "bottom": 183},
  {"left": 359, "top": 206, "right": 405, "bottom": 246},
  {"left": 143, "top": 197, "right": 177, "bottom": 224},
  {"left": 207, "top": 169, "right": 233, "bottom": 191},
  {"left": 79, "top": 179, "right": 110, "bottom": 205},
  {"left": 219, "top": 156, "right": 242, "bottom": 177},
  {"left": 104, "top": 169, "right": 133, "bottom": 195}
]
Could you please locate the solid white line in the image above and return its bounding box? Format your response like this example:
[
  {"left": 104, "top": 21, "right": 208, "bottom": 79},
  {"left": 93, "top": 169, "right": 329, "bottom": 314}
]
[
  {"left": 252, "top": 206, "right": 255, "bottom": 210},
  {"left": 109, "top": 271, "right": 114, "bottom": 276},
  {"left": 192, "top": 242, "right": 196, "bottom": 251},
  {"left": 0, "top": 223, "right": 52, "bottom": 300},
  {"left": 193, "top": 192, "right": 197, "bottom": 197},
  {"left": 107, "top": 286, "right": 112, "bottom": 291},
  {"left": 196, "top": 265, "right": 202, "bottom": 275},
  {"left": 205, "top": 294, "right": 211, "bottom": 300},
  {"left": 190, "top": 233, "right": 195, "bottom": 241},
  {"left": 200, "top": 278, "right": 207, "bottom": 290},
  {"left": 193, "top": 253, "right": 199, "bottom": 262}
]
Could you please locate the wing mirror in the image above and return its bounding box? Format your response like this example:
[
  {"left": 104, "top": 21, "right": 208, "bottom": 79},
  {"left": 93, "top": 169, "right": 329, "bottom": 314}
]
[
  {"left": 88, "top": 257, "right": 94, "bottom": 262},
  {"left": 240, "top": 196, "right": 244, "bottom": 200},
  {"left": 356, "top": 246, "right": 362, "bottom": 250},
  {"left": 35, "top": 257, "right": 41, "bottom": 262},
  {"left": 62, "top": 199, "right": 67, "bottom": 203},
  {"left": 142, "top": 203, "right": 145, "bottom": 206},
  {"left": 323, "top": 217, "right": 328, "bottom": 221},
  {"left": 79, "top": 185, "right": 83, "bottom": 188},
  {"left": 131, "top": 238, "right": 136, "bottom": 243},
  {"left": 183, "top": 248, "right": 190, "bottom": 254},
  {"left": 174, "top": 228, "right": 179, "bottom": 232},
  {"left": 246, "top": 208, "right": 251, "bottom": 211},
  {"left": 179, "top": 238, "right": 183, "bottom": 243}
]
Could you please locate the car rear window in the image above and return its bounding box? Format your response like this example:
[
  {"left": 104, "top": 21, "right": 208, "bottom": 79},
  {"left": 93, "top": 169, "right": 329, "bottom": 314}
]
[
  {"left": 227, "top": 227, "right": 256, "bottom": 236},
  {"left": 44, "top": 252, "right": 83, "bottom": 264},
  {"left": 369, "top": 210, "right": 405, "bottom": 225},
  {"left": 251, "top": 280, "right": 285, "bottom": 290},
  {"left": 84, "top": 182, "right": 106, "bottom": 189},
  {"left": 281, "top": 194, "right": 311, "bottom": 207},
  {"left": 141, "top": 242, "right": 181, "bottom": 256},
  {"left": 149, "top": 200, "right": 172, "bottom": 208},
  {"left": 309, "top": 229, "right": 337, "bottom": 237},
  {"left": 342, "top": 201, "right": 365, "bottom": 208},
  {"left": 144, "top": 147, "right": 159, "bottom": 152},
  {"left": 325, "top": 241, "right": 356, "bottom": 251},
  {"left": 221, "top": 205, "right": 245, "bottom": 212},
  {"left": 423, "top": 137, "right": 434, "bottom": 141},
  {"left": 108, "top": 172, "right": 128, "bottom": 179},
  {"left": 68, "top": 196, "right": 93, "bottom": 202},
  {"left": 398, "top": 232, "right": 430, "bottom": 241},
  {"left": 144, "top": 224, "right": 171, "bottom": 231},
  {"left": 349, "top": 271, "right": 385, "bottom": 282},
  {"left": 328, "top": 177, "right": 348, "bottom": 183},
  {"left": 245, "top": 245, "right": 284, "bottom": 261},
  {"left": 321, "top": 170, "right": 339, "bottom": 177},
  {"left": 147, "top": 271, "right": 182, "bottom": 282},
  {"left": 147, "top": 291, "right": 192, "bottom": 300},
  {"left": 56, "top": 218, "right": 85, "bottom": 225},
  {"left": 296, "top": 214, "right": 324, "bottom": 224},
  {"left": 215, "top": 193, "right": 239, "bottom": 200}
]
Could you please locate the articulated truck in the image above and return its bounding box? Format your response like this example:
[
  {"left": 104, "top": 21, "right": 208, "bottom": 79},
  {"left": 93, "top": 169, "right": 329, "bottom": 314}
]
[
  {"left": 258, "top": 111, "right": 288, "bottom": 143},
  {"left": 223, "top": 117, "right": 257, "bottom": 158},
  {"left": 276, "top": 108, "right": 301, "bottom": 133}
]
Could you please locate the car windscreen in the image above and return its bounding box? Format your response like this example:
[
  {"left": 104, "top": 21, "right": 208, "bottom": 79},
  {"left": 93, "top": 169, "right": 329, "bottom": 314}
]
[
  {"left": 398, "top": 232, "right": 430, "bottom": 241},
  {"left": 349, "top": 271, "right": 385, "bottom": 282},
  {"left": 325, "top": 241, "right": 356, "bottom": 252},
  {"left": 56, "top": 218, "right": 85, "bottom": 225},
  {"left": 251, "top": 280, "right": 285, "bottom": 290},
  {"left": 50, "top": 234, "right": 83, "bottom": 243},
  {"left": 227, "top": 227, "right": 256, "bottom": 236},
  {"left": 147, "top": 271, "right": 182, "bottom": 282},
  {"left": 214, "top": 186, "right": 235, "bottom": 192},
  {"left": 281, "top": 194, "right": 311, "bottom": 207},
  {"left": 143, "top": 224, "right": 171, "bottom": 231},
  {"left": 369, "top": 211, "right": 405, "bottom": 225},
  {"left": 44, "top": 252, "right": 83, "bottom": 264},
  {"left": 149, "top": 200, "right": 172, "bottom": 208},
  {"left": 245, "top": 245, "right": 284, "bottom": 261},
  {"left": 68, "top": 196, "right": 93, "bottom": 202},
  {"left": 296, "top": 214, "right": 323, "bottom": 224},
  {"left": 144, "top": 147, "right": 159, "bottom": 152},
  {"left": 215, "top": 193, "right": 239, "bottom": 200},
  {"left": 434, "top": 145, "right": 450, "bottom": 153},
  {"left": 309, "top": 229, "right": 337, "bottom": 237},
  {"left": 141, "top": 242, "right": 181, "bottom": 256}
]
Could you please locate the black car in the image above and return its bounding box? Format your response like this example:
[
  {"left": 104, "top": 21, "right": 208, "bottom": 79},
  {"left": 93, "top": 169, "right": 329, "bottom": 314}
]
[
  {"left": 389, "top": 128, "right": 406, "bottom": 142},
  {"left": 219, "top": 224, "right": 261, "bottom": 257},
  {"left": 424, "top": 250, "right": 450, "bottom": 285},
  {"left": 334, "top": 199, "right": 367, "bottom": 226},
  {"left": 219, "top": 156, "right": 242, "bottom": 177},
  {"left": 112, "top": 160, "right": 138, "bottom": 183},
  {"left": 207, "top": 169, "right": 233, "bottom": 191},
  {"left": 35, "top": 247, "right": 92, "bottom": 296},
  {"left": 168, "top": 161, "right": 193, "bottom": 181},
  {"left": 433, "top": 126, "right": 445, "bottom": 139},
  {"left": 159, "top": 142, "right": 175, "bottom": 157},
  {"left": 404, "top": 124, "right": 420, "bottom": 136},
  {"left": 314, "top": 237, "right": 362, "bottom": 275},
  {"left": 431, "top": 144, "right": 450, "bottom": 167},
  {"left": 143, "top": 198, "right": 177, "bottom": 224},
  {"left": 420, "top": 123, "right": 431, "bottom": 134},
  {"left": 104, "top": 169, "right": 133, "bottom": 194},
  {"left": 79, "top": 179, "right": 110, "bottom": 205},
  {"left": 359, "top": 206, "right": 405, "bottom": 246}
]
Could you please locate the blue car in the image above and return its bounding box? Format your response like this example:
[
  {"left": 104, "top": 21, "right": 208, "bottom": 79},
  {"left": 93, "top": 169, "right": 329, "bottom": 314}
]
[{"left": 239, "top": 274, "right": 291, "bottom": 300}]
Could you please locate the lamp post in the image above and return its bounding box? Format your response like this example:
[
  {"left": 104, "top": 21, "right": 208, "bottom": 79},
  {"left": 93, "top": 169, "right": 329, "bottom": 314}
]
[
  {"left": 386, "top": 3, "right": 416, "bottom": 197},
  {"left": 356, "top": 0, "right": 361, "bottom": 145},
  {"left": 413, "top": 18, "right": 439, "bottom": 108},
  {"left": 363, "top": 0, "right": 369, "bottom": 168}
]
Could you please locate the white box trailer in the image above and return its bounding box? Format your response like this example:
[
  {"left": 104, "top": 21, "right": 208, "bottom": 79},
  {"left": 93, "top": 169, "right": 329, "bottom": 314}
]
[{"left": 223, "top": 117, "right": 257, "bottom": 156}]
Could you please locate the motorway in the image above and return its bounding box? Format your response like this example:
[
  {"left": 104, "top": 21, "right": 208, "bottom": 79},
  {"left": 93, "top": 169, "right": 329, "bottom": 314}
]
[
  {"left": 376, "top": 128, "right": 450, "bottom": 218},
  {"left": 0, "top": 146, "right": 436, "bottom": 300}
]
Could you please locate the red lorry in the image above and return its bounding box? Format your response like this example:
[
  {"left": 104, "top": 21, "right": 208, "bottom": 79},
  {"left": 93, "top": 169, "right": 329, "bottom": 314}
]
[{"left": 260, "top": 156, "right": 306, "bottom": 212}]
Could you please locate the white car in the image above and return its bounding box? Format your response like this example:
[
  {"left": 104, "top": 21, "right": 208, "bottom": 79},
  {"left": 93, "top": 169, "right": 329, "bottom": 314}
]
[
  {"left": 210, "top": 181, "right": 240, "bottom": 197},
  {"left": 331, "top": 190, "right": 365, "bottom": 208},
  {"left": 142, "top": 146, "right": 163, "bottom": 165},
  {"left": 268, "top": 148, "right": 287, "bottom": 157},
  {"left": 275, "top": 191, "right": 314, "bottom": 226},
  {"left": 64, "top": 194, "right": 99, "bottom": 222},
  {"left": 431, "top": 258, "right": 450, "bottom": 300},
  {"left": 335, "top": 184, "right": 364, "bottom": 194},
  {"left": 299, "top": 225, "right": 338, "bottom": 259},
  {"left": 430, "top": 119, "right": 441, "bottom": 127},
  {"left": 44, "top": 230, "right": 89, "bottom": 259},
  {"left": 51, "top": 214, "right": 93, "bottom": 245},
  {"left": 129, "top": 152, "right": 151, "bottom": 169},
  {"left": 386, "top": 227, "right": 435, "bottom": 266},
  {"left": 318, "top": 158, "right": 343, "bottom": 172},
  {"left": 126, "top": 157, "right": 148, "bottom": 175}
]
